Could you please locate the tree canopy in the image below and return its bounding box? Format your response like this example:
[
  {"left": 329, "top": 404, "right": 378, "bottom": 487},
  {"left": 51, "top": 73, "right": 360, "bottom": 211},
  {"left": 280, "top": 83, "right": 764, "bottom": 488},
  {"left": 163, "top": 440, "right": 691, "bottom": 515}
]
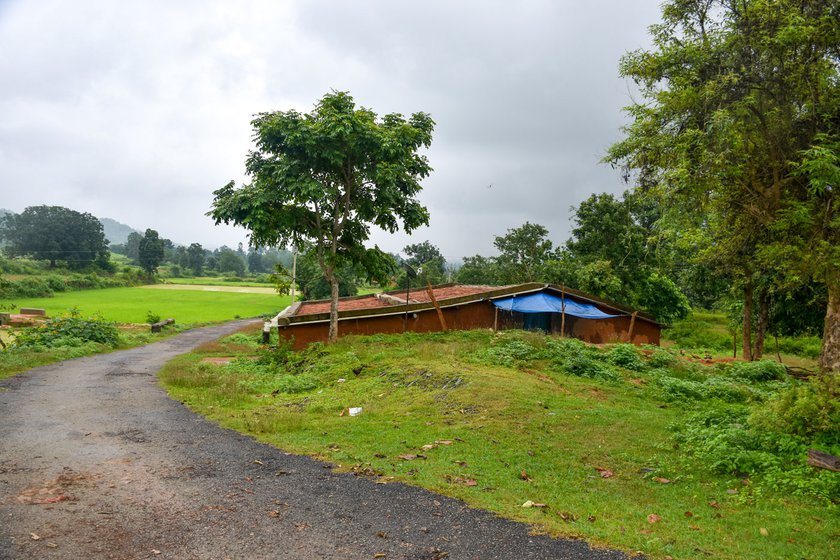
[
  {"left": 210, "top": 91, "right": 434, "bottom": 341},
  {"left": 138, "top": 229, "right": 165, "bottom": 275},
  {"left": 606, "top": 0, "right": 840, "bottom": 370},
  {"left": 0, "top": 205, "right": 110, "bottom": 269}
]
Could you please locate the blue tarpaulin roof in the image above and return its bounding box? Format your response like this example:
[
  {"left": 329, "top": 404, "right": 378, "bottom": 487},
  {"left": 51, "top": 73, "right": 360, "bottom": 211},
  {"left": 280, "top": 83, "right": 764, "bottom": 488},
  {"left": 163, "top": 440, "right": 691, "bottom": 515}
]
[{"left": 492, "top": 292, "right": 621, "bottom": 319}]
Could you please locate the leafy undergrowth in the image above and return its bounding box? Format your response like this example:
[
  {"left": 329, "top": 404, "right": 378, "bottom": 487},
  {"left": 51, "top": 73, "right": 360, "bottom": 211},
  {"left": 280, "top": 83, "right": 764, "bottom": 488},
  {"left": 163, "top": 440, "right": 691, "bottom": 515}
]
[{"left": 160, "top": 328, "right": 839, "bottom": 560}]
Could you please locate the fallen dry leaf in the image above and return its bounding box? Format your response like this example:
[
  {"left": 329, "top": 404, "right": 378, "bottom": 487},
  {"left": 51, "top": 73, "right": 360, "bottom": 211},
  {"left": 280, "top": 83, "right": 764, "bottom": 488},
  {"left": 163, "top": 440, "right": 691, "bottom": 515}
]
[
  {"left": 374, "top": 554, "right": 386, "bottom": 558},
  {"left": 684, "top": 511, "right": 694, "bottom": 518},
  {"left": 653, "top": 477, "right": 670, "bottom": 484},
  {"left": 726, "top": 488, "right": 738, "bottom": 494},
  {"left": 30, "top": 533, "right": 40, "bottom": 541},
  {"left": 46, "top": 543, "right": 57, "bottom": 549},
  {"left": 421, "top": 444, "right": 436, "bottom": 451},
  {"left": 689, "top": 525, "right": 701, "bottom": 531},
  {"left": 151, "top": 550, "right": 161, "bottom": 555},
  {"left": 399, "top": 454, "right": 419, "bottom": 461},
  {"left": 647, "top": 514, "right": 662, "bottom": 524},
  {"left": 587, "top": 515, "right": 596, "bottom": 522},
  {"left": 558, "top": 511, "right": 577, "bottom": 522},
  {"left": 595, "top": 467, "right": 614, "bottom": 479},
  {"left": 519, "top": 470, "right": 532, "bottom": 482},
  {"left": 253, "top": 460, "right": 264, "bottom": 466},
  {"left": 708, "top": 500, "right": 721, "bottom": 509},
  {"left": 435, "top": 440, "right": 453, "bottom": 445},
  {"left": 760, "top": 527, "right": 769, "bottom": 537},
  {"left": 454, "top": 460, "right": 468, "bottom": 467}
]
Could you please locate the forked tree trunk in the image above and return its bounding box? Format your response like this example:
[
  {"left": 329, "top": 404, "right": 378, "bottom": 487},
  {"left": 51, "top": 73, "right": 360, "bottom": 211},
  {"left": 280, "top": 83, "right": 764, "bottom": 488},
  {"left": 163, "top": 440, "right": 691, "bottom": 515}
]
[
  {"left": 754, "top": 287, "right": 769, "bottom": 360},
  {"left": 328, "top": 270, "right": 340, "bottom": 343},
  {"left": 743, "top": 277, "right": 754, "bottom": 361},
  {"left": 820, "top": 280, "right": 840, "bottom": 373}
]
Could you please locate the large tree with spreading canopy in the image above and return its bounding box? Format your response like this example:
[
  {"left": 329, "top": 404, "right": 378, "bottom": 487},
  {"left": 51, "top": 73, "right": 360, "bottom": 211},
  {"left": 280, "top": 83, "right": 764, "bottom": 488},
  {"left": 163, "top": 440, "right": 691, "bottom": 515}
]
[
  {"left": 210, "top": 91, "right": 434, "bottom": 342},
  {"left": 607, "top": 0, "right": 840, "bottom": 371}
]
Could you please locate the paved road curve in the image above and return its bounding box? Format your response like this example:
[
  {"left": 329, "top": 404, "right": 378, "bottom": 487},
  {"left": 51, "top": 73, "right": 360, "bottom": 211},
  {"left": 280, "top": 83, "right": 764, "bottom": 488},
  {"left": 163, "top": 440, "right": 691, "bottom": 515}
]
[{"left": 0, "top": 321, "right": 631, "bottom": 560}]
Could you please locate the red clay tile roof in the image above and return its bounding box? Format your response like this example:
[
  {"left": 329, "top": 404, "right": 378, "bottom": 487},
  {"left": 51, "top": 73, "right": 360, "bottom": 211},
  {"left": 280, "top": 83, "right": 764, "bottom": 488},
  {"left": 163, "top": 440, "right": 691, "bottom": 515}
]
[{"left": 294, "top": 285, "right": 501, "bottom": 316}]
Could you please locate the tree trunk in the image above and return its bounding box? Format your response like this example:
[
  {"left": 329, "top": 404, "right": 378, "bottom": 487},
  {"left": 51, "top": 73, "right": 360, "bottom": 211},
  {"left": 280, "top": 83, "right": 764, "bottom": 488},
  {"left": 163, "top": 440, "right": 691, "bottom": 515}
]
[
  {"left": 754, "top": 287, "right": 769, "bottom": 360},
  {"left": 819, "top": 280, "right": 840, "bottom": 373},
  {"left": 743, "top": 277, "right": 754, "bottom": 361},
  {"left": 327, "top": 269, "right": 339, "bottom": 343}
]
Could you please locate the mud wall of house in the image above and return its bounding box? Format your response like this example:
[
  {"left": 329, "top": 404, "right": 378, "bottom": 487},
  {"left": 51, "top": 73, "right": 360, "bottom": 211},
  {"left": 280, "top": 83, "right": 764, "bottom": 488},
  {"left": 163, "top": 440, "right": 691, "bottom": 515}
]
[
  {"left": 278, "top": 301, "right": 500, "bottom": 349},
  {"left": 278, "top": 300, "right": 659, "bottom": 349}
]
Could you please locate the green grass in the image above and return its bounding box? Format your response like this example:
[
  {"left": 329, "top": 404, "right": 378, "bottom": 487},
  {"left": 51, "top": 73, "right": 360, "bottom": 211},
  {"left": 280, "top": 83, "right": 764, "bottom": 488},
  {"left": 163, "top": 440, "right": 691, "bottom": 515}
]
[
  {"left": 0, "top": 286, "right": 290, "bottom": 324},
  {"left": 160, "top": 328, "right": 838, "bottom": 560}
]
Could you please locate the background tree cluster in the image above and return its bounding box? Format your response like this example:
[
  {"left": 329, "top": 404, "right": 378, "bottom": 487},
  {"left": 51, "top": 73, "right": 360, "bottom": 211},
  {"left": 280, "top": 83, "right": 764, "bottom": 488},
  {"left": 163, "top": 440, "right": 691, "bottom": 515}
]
[{"left": 0, "top": 206, "right": 111, "bottom": 270}]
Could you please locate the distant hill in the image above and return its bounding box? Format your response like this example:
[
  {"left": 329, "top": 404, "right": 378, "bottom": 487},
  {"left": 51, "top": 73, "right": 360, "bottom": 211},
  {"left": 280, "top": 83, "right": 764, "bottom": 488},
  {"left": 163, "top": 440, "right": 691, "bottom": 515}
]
[{"left": 100, "top": 217, "right": 141, "bottom": 245}]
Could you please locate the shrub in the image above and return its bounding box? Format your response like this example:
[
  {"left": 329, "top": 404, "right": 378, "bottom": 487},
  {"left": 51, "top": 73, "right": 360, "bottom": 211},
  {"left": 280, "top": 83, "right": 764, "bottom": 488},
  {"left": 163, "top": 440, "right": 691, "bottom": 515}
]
[
  {"left": 146, "top": 311, "right": 161, "bottom": 325},
  {"left": 723, "top": 360, "right": 787, "bottom": 382},
  {"left": 475, "top": 338, "right": 539, "bottom": 367},
  {"left": 674, "top": 405, "right": 840, "bottom": 503},
  {"left": 12, "top": 314, "right": 120, "bottom": 348},
  {"left": 608, "top": 343, "right": 646, "bottom": 371},
  {"left": 750, "top": 375, "right": 840, "bottom": 442},
  {"left": 545, "top": 338, "right": 620, "bottom": 382},
  {"left": 646, "top": 347, "right": 677, "bottom": 368}
]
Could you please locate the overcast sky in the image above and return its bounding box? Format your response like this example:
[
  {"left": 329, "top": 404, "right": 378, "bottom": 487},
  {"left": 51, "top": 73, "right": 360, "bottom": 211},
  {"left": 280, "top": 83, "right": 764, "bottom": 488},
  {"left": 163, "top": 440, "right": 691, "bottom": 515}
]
[{"left": 0, "top": 0, "right": 663, "bottom": 258}]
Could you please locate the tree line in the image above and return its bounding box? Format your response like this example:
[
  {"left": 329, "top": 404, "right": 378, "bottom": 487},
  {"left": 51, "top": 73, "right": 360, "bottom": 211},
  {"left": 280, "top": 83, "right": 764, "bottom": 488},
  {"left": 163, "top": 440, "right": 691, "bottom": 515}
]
[{"left": 0, "top": 205, "right": 293, "bottom": 279}]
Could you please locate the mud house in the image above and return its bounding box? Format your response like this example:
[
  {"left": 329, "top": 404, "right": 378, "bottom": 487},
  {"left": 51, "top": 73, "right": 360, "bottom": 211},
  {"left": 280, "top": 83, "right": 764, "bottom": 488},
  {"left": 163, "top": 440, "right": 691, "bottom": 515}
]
[{"left": 275, "top": 283, "right": 661, "bottom": 349}]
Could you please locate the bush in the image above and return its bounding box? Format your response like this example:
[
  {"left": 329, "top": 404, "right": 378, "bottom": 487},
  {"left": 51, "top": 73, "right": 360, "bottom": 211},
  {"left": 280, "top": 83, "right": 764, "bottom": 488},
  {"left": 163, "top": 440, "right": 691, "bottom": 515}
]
[
  {"left": 608, "top": 343, "right": 646, "bottom": 371},
  {"left": 750, "top": 375, "right": 840, "bottom": 442},
  {"left": 674, "top": 405, "right": 840, "bottom": 503},
  {"left": 723, "top": 360, "right": 787, "bottom": 382},
  {"left": 12, "top": 313, "right": 120, "bottom": 348},
  {"left": 146, "top": 311, "right": 161, "bottom": 325},
  {"left": 545, "top": 338, "right": 620, "bottom": 382},
  {"left": 646, "top": 346, "right": 677, "bottom": 368},
  {"left": 475, "top": 337, "right": 539, "bottom": 367}
]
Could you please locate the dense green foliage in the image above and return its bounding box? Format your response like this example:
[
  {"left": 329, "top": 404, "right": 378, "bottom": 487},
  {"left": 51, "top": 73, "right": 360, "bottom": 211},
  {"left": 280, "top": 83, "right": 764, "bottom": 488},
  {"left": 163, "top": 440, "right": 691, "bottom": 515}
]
[
  {"left": 210, "top": 91, "right": 433, "bottom": 341},
  {"left": 0, "top": 206, "right": 110, "bottom": 269},
  {"left": 606, "top": 0, "right": 840, "bottom": 367},
  {"left": 11, "top": 313, "right": 120, "bottom": 348},
  {"left": 138, "top": 228, "right": 165, "bottom": 275}
]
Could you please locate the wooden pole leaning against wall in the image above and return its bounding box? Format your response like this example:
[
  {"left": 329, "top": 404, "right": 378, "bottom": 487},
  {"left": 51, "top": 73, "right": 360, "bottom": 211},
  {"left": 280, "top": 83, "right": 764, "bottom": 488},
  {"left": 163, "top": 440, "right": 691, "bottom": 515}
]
[
  {"left": 627, "top": 311, "right": 638, "bottom": 343},
  {"left": 426, "top": 281, "right": 448, "bottom": 331}
]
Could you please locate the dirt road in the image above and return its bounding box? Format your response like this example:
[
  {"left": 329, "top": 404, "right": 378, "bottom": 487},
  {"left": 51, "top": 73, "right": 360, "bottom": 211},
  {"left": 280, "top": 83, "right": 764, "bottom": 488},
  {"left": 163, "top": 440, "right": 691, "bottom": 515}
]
[{"left": 0, "top": 321, "right": 630, "bottom": 560}]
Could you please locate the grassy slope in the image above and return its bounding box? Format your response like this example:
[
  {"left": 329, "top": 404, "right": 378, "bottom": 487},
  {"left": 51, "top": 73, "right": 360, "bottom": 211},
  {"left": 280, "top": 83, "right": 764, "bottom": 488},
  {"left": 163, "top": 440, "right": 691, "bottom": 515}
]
[
  {"left": 160, "top": 327, "right": 837, "bottom": 560},
  {"left": 0, "top": 287, "right": 290, "bottom": 324}
]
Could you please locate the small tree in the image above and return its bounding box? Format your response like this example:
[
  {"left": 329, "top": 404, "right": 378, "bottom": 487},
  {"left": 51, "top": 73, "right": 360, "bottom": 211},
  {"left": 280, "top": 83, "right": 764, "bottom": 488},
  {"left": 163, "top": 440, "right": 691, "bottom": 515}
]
[
  {"left": 210, "top": 91, "right": 434, "bottom": 342},
  {"left": 138, "top": 229, "right": 164, "bottom": 275},
  {"left": 186, "top": 243, "right": 205, "bottom": 276}
]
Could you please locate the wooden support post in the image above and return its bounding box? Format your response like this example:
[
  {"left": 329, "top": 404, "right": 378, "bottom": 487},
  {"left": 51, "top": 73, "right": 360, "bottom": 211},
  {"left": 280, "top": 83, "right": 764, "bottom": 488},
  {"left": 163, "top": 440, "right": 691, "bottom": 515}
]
[
  {"left": 426, "top": 282, "right": 448, "bottom": 331},
  {"left": 560, "top": 289, "right": 566, "bottom": 338},
  {"left": 627, "top": 311, "right": 638, "bottom": 343},
  {"left": 493, "top": 306, "right": 499, "bottom": 332}
]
